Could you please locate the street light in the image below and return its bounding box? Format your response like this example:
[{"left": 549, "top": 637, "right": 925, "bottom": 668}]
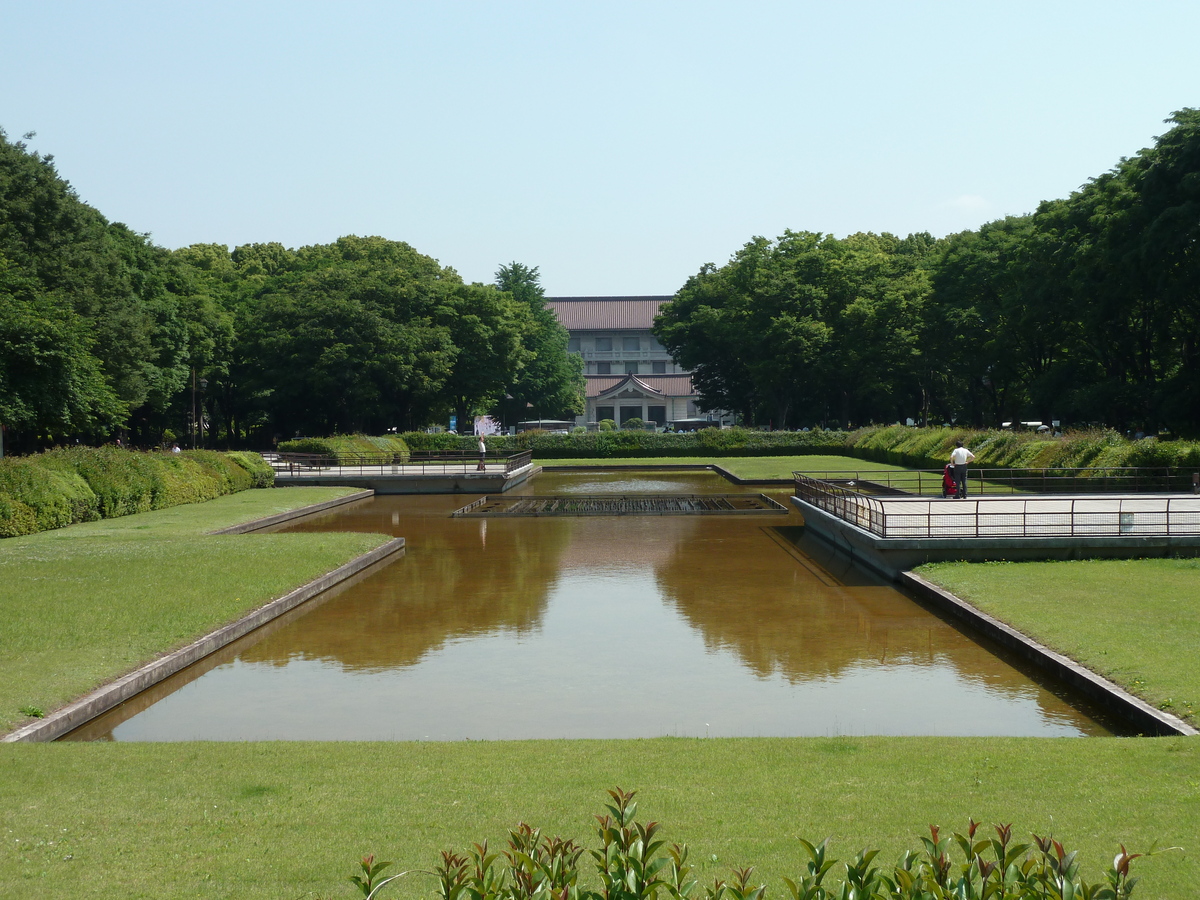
[{"left": 191, "top": 370, "right": 209, "bottom": 449}]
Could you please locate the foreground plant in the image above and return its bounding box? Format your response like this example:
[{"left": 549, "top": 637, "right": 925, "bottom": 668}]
[
  {"left": 352, "top": 788, "right": 1172, "bottom": 899},
  {"left": 350, "top": 854, "right": 411, "bottom": 899}
]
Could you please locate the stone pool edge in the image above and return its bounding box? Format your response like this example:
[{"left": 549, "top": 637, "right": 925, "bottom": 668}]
[
  {"left": 209, "top": 488, "right": 375, "bottom": 534},
  {"left": 3, "top": 493, "right": 404, "bottom": 743},
  {"left": 901, "top": 571, "right": 1197, "bottom": 737}
]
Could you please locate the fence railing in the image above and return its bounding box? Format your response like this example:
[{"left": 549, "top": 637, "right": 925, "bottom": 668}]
[
  {"left": 799, "top": 466, "right": 1200, "bottom": 497},
  {"left": 273, "top": 449, "right": 533, "bottom": 476},
  {"left": 793, "top": 474, "right": 888, "bottom": 534},
  {"left": 793, "top": 473, "right": 1200, "bottom": 538}
]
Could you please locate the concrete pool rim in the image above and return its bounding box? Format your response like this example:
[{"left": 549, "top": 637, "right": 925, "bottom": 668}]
[
  {"left": 4, "top": 489, "right": 403, "bottom": 743},
  {"left": 7, "top": 480, "right": 1192, "bottom": 741}
]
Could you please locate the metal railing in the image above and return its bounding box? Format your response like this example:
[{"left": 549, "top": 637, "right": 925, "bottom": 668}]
[
  {"left": 793, "top": 473, "right": 1200, "bottom": 538},
  {"left": 793, "top": 474, "right": 888, "bottom": 534},
  {"left": 273, "top": 449, "right": 533, "bottom": 476},
  {"left": 799, "top": 466, "right": 1200, "bottom": 496}
]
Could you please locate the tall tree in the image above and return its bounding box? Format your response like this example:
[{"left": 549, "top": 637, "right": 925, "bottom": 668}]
[
  {"left": 0, "top": 253, "right": 123, "bottom": 448},
  {"left": 494, "top": 262, "right": 583, "bottom": 423},
  {"left": 0, "top": 129, "right": 189, "bottom": 446},
  {"left": 232, "top": 236, "right": 458, "bottom": 436}
]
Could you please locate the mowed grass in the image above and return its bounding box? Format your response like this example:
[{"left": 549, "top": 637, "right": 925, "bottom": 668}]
[
  {"left": 918, "top": 557, "right": 1200, "bottom": 725},
  {"left": 0, "top": 487, "right": 387, "bottom": 733},
  {"left": 2, "top": 737, "right": 1198, "bottom": 899},
  {"left": 537, "top": 455, "right": 911, "bottom": 480}
]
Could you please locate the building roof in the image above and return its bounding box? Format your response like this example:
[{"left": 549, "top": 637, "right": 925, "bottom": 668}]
[
  {"left": 546, "top": 296, "right": 673, "bottom": 331},
  {"left": 585, "top": 373, "right": 695, "bottom": 399}
]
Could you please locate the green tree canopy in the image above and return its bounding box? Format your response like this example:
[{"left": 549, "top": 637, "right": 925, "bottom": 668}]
[{"left": 494, "top": 262, "right": 583, "bottom": 423}]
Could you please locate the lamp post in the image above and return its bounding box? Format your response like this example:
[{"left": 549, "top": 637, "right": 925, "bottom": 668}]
[
  {"left": 191, "top": 369, "right": 197, "bottom": 450},
  {"left": 191, "top": 370, "right": 209, "bottom": 450}
]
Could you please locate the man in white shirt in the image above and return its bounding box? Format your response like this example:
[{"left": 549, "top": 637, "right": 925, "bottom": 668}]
[{"left": 950, "top": 440, "right": 976, "bottom": 499}]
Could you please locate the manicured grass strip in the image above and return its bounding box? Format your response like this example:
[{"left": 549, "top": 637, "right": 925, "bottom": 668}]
[
  {"left": 1, "top": 737, "right": 1196, "bottom": 898},
  {"left": 0, "top": 488, "right": 387, "bottom": 732},
  {"left": 917, "top": 558, "right": 1200, "bottom": 724},
  {"left": 537, "top": 455, "right": 912, "bottom": 481}
]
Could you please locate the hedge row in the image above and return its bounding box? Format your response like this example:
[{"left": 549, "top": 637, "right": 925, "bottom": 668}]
[
  {"left": 400, "top": 426, "right": 850, "bottom": 458},
  {"left": 397, "top": 425, "right": 1200, "bottom": 469},
  {"left": 276, "top": 426, "right": 1200, "bottom": 471},
  {"left": 0, "top": 448, "right": 274, "bottom": 538},
  {"left": 277, "top": 433, "right": 411, "bottom": 462},
  {"left": 847, "top": 425, "right": 1200, "bottom": 470}
]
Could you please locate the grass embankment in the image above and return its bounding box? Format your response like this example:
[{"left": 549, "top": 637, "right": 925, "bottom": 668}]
[
  {"left": 2, "top": 738, "right": 1196, "bottom": 898},
  {"left": 538, "top": 455, "right": 910, "bottom": 480},
  {"left": 918, "top": 558, "right": 1200, "bottom": 726},
  {"left": 0, "top": 447, "right": 275, "bottom": 538},
  {"left": 0, "top": 487, "right": 387, "bottom": 733}
]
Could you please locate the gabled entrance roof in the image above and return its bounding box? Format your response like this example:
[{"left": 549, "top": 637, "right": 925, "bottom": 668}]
[{"left": 586, "top": 373, "right": 696, "bottom": 400}]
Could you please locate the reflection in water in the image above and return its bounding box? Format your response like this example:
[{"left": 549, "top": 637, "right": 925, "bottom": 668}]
[
  {"left": 64, "top": 471, "right": 1117, "bottom": 741},
  {"left": 242, "top": 499, "right": 571, "bottom": 672}
]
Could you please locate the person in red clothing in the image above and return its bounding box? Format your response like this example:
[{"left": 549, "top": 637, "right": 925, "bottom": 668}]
[{"left": 941, "top": 463, "right": 956, "bottom": 498}]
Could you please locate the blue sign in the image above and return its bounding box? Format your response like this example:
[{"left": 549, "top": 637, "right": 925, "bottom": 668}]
[{"left": 449, "top": 415, "right": 457, "bottom": 433}]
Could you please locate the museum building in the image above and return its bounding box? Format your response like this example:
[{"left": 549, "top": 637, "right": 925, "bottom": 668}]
[{"left": 546, "top": 296, "right": 729, "bottom": 429}]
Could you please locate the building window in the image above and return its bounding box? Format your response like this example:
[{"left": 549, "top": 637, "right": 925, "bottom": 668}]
[
  {"left": 567, "top": 337, "right": 580, "bottom": 353},
  {"left": 596, "top": 362, "right": 611, "bottom": 375},
  {"left": 623, "top": 336, "right": 640, "bottom": 351},
  {"left": 596, "top": 406, "right": 614, "bottom": 423},
  {"left": 594, "top": 337, "right": 612, "bottom": 352},
  {"left": 651, "top": 361, "right": 666, "bottom": 374},
  {"left": 647, "top": 405, "right": 666, "bottom": 426},
  {"left": 625, "top": 362, "right": 639, "bottom": 375}
]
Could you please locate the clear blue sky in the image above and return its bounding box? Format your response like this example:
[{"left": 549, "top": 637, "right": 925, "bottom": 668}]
[{"left": 4, "top": 1, "right": 1198, "bottom": 295}]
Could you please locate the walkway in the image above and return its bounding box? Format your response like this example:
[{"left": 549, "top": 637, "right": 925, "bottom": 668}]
[
  {"left": 791, "top": 474, "right": 1200, "bottom": 579},
  {"left": 268, "top": 451, "right": 539, "bottom": 494}
]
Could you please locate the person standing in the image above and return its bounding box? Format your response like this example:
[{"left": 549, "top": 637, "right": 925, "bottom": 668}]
[
  {"left": 477, "top": 434, "right": 487, "bottom": 471},
  {"left": 950, "top": 440, "right": 976, "bottom": 499}
]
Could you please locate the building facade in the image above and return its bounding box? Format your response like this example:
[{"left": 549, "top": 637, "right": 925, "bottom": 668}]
[{"left": 546, "top": 296, "right": 729, "bottom": 428}]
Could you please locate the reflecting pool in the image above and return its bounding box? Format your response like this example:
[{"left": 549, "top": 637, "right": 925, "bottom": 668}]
[{"left": 65, "top": 470, "right": 1119, "bottom": 740}]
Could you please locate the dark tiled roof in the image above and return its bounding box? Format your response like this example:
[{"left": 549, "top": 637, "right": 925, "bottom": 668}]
[
  {"left": 547, "top": 296, "right": 673, "bottom": 331},
  {"left": 585, "top": 373, "right": 695, "bottom": 399}
]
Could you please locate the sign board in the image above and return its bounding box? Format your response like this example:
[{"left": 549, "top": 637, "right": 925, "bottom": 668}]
[{"left": 474, "top": 415, "right": 500, "bottom": 436}]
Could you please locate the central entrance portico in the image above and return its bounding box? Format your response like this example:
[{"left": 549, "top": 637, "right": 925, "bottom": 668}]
[{"left": 589, "top": 373, "right": 689, "bottom": 427}]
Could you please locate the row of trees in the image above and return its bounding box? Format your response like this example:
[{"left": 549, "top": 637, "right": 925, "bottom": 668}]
[
  {"left": 656, "top": 109, "right": 1200, "bottom": 435},
  {"left": 0, "top": 130, "right": 582, "bottom": 452}
]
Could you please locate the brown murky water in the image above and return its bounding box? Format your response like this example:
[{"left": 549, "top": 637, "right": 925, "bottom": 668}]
[{"left": 65, "top": 470, "right": 1118, "bottom": 740}]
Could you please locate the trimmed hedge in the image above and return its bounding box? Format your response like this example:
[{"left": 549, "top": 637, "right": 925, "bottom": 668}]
[
  {"left": 277, "top": 433, "right": 410, "bottom": 463},
  {"left": 291, "top": 425, "right": 1200, "bottom": 470},
  {"left": 226, "top": 451, "right": 275, "bottom": 488},
  {"left": 401, "top": 426, "right": 850, "bottom": 458},
  {"left": 0, "top": 448, "right": 275, "bottom": 538},
  {"left": 847, "top": 425, "right": 1200, "bottom": 471}
]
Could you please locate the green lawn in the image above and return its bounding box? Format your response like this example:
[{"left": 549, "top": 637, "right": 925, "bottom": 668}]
[
  {"left": 537, "top": 455, "right": 912, "bottom": 481},
  {"left": 917, "top": 557, "right": 1200, "bottom": 725},
  {"left": 0, "top": 487, "right": 386, "bottom": 733},
  {"left": 2, "top": 738, "right": 1197, "bottom": 899}
]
